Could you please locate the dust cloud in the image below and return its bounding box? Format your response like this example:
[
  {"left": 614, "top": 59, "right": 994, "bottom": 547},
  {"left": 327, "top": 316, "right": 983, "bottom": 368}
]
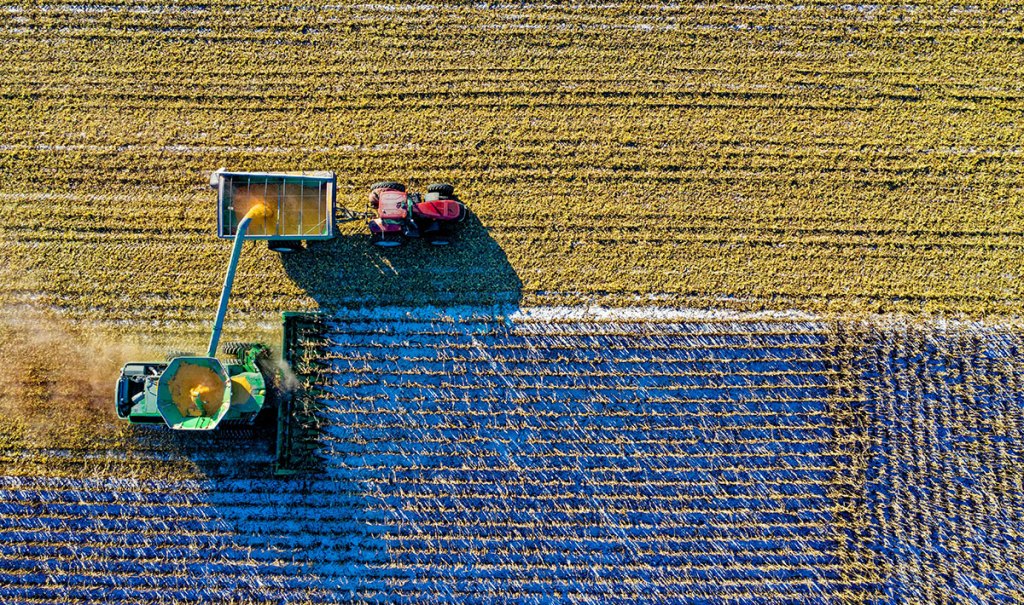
[{"left": 0, "top": 306, "right": 163, "bottom": 447}]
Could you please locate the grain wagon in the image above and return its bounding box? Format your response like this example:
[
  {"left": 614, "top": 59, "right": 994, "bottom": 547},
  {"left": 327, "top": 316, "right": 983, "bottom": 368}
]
[{"left": 210, "top": 168, "right": 336, "bottom": 253}]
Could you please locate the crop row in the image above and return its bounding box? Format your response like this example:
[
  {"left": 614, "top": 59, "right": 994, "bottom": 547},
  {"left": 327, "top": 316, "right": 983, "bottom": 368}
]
[{"left": 848, "top": 322, "right": 1024, "bottom": 603}]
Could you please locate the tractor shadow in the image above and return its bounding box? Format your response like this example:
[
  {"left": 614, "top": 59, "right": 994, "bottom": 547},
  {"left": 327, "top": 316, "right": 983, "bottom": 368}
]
[{"left": 280, "top": 211, "right": 523, "bottom": 310}]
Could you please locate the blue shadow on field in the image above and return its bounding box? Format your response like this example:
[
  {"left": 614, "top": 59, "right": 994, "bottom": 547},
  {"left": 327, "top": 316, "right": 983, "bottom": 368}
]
[{"left": 32, "top": 311, "right": 861, "bottom": 604}]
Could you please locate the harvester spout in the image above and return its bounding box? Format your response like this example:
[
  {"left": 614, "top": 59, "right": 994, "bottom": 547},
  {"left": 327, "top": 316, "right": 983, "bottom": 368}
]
[
  {"left": 191, "top": 386, "right": 209, "bottom": 416},
  {"left": 207, "top": 204, "right": 267, "bottom": 357}
]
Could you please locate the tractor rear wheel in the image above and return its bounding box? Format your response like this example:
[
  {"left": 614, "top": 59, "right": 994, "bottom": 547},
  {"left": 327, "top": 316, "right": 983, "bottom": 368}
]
[
  {"left": 427, "top": 183, "right": 455, "bottom": 197},
  {"left": 371, "top": 181, "right": 406, "bottom": 192}
]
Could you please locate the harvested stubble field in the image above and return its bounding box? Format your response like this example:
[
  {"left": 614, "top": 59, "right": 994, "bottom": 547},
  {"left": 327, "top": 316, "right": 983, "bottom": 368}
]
[
  {"left": 3, "top": 2, "right": 1024, "bottom": 328},
  {"left": 2, "top": 1, "right": 1024, "bottom": 604}
]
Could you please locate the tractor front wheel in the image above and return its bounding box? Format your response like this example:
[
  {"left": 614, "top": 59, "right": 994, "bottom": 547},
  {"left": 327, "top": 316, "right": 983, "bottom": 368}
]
[{"left": 427, "top": 183, "right": 455, "bottom": 197}]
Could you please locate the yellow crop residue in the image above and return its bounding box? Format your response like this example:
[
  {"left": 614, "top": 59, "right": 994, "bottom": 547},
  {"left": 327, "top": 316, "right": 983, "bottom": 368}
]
[
  {"left": 189, "top": 384, "right": 210, "bottom": 401},
  {"left": 232, "top": 183, "right": 326, "bottom": 237},
  {"left": 244, "top": 203, "right": 268, "bottom": 220},
  {"left": 167, "top": 362, "right": 225, "bottom": 418}
]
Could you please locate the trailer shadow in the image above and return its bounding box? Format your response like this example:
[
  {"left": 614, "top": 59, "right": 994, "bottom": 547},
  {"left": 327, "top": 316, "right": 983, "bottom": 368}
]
[{"left": 280, "top": 212, "right": 523, "bottom": 311}]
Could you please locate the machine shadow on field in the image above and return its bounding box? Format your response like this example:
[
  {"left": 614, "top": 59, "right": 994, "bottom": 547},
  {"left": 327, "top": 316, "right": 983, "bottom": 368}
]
[
  {"left": 91, "top": 210, "right": 528, "bottom": 597},
  {"left": 120, "top": 211, "right": 522, "bottom": 479},
  {"left": 281, "top": 211, "right": 523, "bottom": 311}
]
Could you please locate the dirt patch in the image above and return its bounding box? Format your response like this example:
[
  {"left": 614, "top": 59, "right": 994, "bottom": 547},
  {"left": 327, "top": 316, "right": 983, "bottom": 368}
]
[{"left": 0, "top": 306, "right": 163, "bottom": 449}]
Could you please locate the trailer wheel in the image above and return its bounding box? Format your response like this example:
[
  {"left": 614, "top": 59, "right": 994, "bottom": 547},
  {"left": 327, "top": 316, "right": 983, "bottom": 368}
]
[
  {"left": 268, "top": 240, "right": 304, "bottom": 254},
  {"left": 371, "top": 231, "right": 403, "bottom": 247},
  {"left": 427, "top": 183, "right": 455, "bottom": 197},
  {"left": 371, "top": 181, "right": 406, "bottom": 193}
]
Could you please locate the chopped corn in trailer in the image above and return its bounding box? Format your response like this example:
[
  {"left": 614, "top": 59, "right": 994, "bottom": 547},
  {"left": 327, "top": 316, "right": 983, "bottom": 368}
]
[{"left": 210, "top": 169, "right": 337, "bottom": 254}]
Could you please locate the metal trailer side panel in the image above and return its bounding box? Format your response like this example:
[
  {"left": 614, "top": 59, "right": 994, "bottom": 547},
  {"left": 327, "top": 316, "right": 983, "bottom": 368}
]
[{"left": 215, "top": 171, "right": 336, "bottom": 241}]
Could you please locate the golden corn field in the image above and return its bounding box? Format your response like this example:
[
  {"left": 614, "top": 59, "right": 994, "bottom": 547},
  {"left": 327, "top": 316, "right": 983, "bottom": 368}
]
[{"left": 1, "top": 1, "right": 1023, "bottom": 604}]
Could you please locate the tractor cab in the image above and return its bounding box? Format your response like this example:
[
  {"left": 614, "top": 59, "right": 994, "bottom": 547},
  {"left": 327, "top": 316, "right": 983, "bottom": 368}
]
[
  {"left": 368, "top": 181, "right": 467, "bottom": 246},
  {"left": 376, "top": 189, "right": 409, "bottom": 220}
]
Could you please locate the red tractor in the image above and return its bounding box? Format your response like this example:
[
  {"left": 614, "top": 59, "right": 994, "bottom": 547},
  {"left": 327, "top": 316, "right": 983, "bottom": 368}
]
[{"left": 368, "top": 182, "right": 468, "bottom": 247}]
